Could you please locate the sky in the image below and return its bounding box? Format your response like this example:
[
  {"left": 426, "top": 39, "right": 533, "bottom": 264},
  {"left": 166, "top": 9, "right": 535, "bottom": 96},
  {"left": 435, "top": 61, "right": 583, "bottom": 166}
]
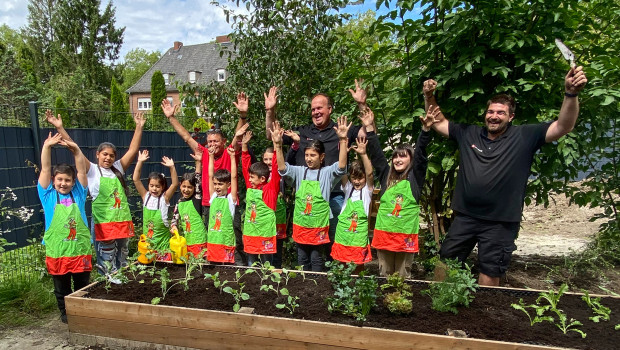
[{"left": 0, "top": 0, "right": 393, "bottom": 63}]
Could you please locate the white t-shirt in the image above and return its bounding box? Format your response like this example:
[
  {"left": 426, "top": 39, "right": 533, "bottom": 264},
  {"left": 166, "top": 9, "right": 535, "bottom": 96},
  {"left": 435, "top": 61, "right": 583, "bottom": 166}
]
[
  {"left": 143, "top": 193, "right": 171, "bottom": 227},
  {"left": 210, "top": 192, "right": 236, "bottom": 217},
  {"left": 340, "top": 182, "right": 372, "bottom": 216},
  {"left": 86, "top": 160, "right": 124, "bottom": 200}
]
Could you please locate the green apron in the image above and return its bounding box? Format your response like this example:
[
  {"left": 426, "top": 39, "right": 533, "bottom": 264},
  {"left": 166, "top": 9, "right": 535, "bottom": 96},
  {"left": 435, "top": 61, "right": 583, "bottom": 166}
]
[
  {"left": 275, "top": 194, "right": 287, "bottom": 239},
  {"left": 178, "top": 199, "right": 208, "bottom": 247},
  {"left": 292, "top": 168, "right": 330, "bottom": 245},
  {"left": 331, "top": 187, "right": 371, "bottom": 264},
  {"left": 44, "top": 192, "right": 92, "bottom": 275},
  {"left": 92, "top": 165, "right": 134, "bottom": 241},
  {"left": 207, "top": 195, "right": 235, "bottom": 263},
  {"left": 143, "top": 194, "right": 169, "bottom": 253},
  {"left": 243, "top": 188, "right": 276, "bottom": 254},
  {"left": 372, "top": 180, "right": 420, "bottom": 252}
]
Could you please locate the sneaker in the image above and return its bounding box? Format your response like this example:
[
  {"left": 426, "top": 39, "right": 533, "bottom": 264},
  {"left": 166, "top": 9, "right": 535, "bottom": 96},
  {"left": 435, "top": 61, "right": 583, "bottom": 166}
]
[{"left": 60, "top": 313, "right": 68, "bottom": 324}]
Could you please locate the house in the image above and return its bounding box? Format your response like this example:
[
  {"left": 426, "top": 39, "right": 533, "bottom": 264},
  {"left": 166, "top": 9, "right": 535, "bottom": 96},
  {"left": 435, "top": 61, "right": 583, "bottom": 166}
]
[{"left": 126, "top": 36, "right": 232, "bottom": 115}]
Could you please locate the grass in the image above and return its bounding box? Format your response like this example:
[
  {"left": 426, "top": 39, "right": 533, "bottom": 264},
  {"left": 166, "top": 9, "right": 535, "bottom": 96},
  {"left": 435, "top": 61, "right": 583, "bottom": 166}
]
[{"left": 0, "top": 276, "right": 57, "bottom": 328}]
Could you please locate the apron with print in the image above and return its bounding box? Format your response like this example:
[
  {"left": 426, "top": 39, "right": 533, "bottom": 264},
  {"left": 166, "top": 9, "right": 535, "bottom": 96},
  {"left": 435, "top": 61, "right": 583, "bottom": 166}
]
[
  {"left": 243, "top": 188, "right": 276, "bottom": 254},
  {"left": 44, "top": 192, "right": 92, "bottom": 275},
  {"left": 92, "top": 166, "right": 134, "bottom": 241},
  {"left": 178, "top": 199, "right": 208, "bottom": 258},
  {"left": 331, "top": 187, "right": 371, "bottom": 264},
  {"left": 292, "top": 168, "right": 330, "bottom": 245},
  {"left": 372, "top": 180, "right": 420, "bottom": 252},
  {"left": 206, "top": 196, "right": 235, "bottom": 263},
  {"left": 275, "top": 194, "right": 287, "bottom": 239},
  {"left": 143, "top": 194, "right": 170, "bottom": 258}
]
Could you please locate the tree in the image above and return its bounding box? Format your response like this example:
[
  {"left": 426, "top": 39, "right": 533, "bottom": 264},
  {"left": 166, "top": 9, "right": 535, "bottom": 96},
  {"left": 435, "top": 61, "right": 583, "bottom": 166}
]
[
  {"left": 150, "top": 70, "right": 167, "bottom": 130},
  {"left": 120, "top": 48, "right": 161, "bottom": 92},
  {"left": 54, "top": 95, "right": 70, "bottom": 128},
  {"left": 110, "top": 77, "right": 128, "bottom": 129},
  {"left": 0, "top": 43, "right": 37, "bottom": 107},
  {"left": 23, "top": 0, "right": 56, "bottom": 84}
]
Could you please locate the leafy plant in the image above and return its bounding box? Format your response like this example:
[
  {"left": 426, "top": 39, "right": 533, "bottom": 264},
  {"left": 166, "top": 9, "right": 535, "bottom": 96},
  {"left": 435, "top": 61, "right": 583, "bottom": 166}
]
[
  {"left": 421, "top": 259, "right": 478, "bottom": 314},
  {"left": 383, "top": 292, "right": 412, "bottom": 314},
  {"left": 252, "top": 260, "right": 273, "bottom": 286},
  {"left": 581, "top": 290, "right": 611, "bottom": 323},
  {"left": 280, "top": 268, "right": 298, "bottom": 285},
  {"left": 276, "top": 288, "right": 300, "bottom": 314},
  {"left": 204, "top": 271, "right": 229, "bottom": 294},
  {"left": 223, "top": 283, "right": 250, "bottom": 313},
  {"left": 511, "top": 299, "right": 553, "bottom": 326},
  {"left": 326, "top": 261, "right": 378, "bottom": 322}
]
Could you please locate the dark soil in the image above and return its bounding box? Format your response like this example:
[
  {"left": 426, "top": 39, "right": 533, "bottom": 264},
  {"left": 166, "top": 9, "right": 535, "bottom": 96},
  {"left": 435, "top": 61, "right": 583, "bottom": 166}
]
[{"left": 86, "top": 264, "right": 620, "bottom": 350}]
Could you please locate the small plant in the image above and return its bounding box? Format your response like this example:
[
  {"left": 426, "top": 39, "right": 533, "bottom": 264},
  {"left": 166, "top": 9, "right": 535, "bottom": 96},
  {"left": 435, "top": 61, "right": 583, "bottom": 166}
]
[
  {"left": 325, "top": 261, "right": 378, "bottom": 322},
  {"left": 381, "top": 273, "right": 413, "bottom": 314},
  {"left": 511, "top": 299, "right": 553, "bottom": 326},
  {"left": 204, "top": 271, "right": 229, "bottom": 293},
  {"left": 276, "top": 288, "right": 300, "bottom": 314},
  {"left": 223, "top": 283, "right": 250, "bottom": 312},
  {"left": 252, "top": 260, "right": 273, "bottom": 285},
  {"left": 581, "top": 290, "right": 611, "bottom": 322},
  {"left": 421, "top": 259, "right": 478, "bottom": 314},
  {"left": 260, "top": 270, "right": 283, "bottom": 296},
  {"left": 281, "top": 268, "right": 298, "bottom": 285}
]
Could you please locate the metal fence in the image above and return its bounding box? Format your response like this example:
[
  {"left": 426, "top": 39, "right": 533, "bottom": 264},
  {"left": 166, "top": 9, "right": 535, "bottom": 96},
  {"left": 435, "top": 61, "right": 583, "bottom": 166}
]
[{"left": 0, "top": 102, "right": 204, "bottom": 282}]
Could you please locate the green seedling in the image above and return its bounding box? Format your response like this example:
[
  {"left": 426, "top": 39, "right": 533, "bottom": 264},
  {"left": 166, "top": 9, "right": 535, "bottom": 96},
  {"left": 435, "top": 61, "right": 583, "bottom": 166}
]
[
  {"left": 581, "top": 290, "right": 611, "bottom": 322},
  {"left": 325, "top": 261, "right": 378, "bottom": 322},
  {"left": 223, "top": 283, "right": 250, "bottom": 312},
  {"left": 511, "top": 299, "right": 553, "bottom": 326},
  {"left": 276, "top": 288, "right": 300, "bottom": 314},
  {"left": 421, "top": 259, "right": 478, "bottom": 314},
  {"left": 204, "top": 271, "right": 228, "bottom": 293}
]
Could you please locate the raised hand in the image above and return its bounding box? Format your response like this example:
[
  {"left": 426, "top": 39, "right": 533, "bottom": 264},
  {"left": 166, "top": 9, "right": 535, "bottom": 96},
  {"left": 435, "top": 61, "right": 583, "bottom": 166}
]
[
  {"left": 133, "top": 112, "right": 146, "bottom": 128},
  {"left": 350, "top": 137, "right": 368, "bottom": 155},
  {"left": 58, "top": 138, "right": 80, "bottom": 154},
  {"left": 233, "top": 92, "right": 249, "bottom": 114},
  {"left": 421, "top": 105, "right": 442, "bottom": 131},
  {"left": 241, "top": 130, "right": 253, "bottom": 145},
  {"left": 235, "top": 123, "right": 250, "bottom": 139},
  {"left": 358, "top": 107, "right": 375, "bottom": 128},
  {"left": 348, "top": 78, "right": 367, "bottom": 105},
  {"left": 333, "top": 115, "right": 352, "bottom": 139},
  {"left": 161, "top": 156, "right": 174, "bottom": 167},
  {"left": 190, "top": 149, "right": 203, "bottom": 162},
  {"left": 226, "top": 146, "right": 236, "bottom": 157},
  {"left": 45, "top": 110, "right": 63, "bottom": 128},
  {"left": 161, "top": 99, "right": 179, "bottom": 119},
  {"left": 283, "top": 130, "right": 300, "bottom": 144},
  {"left": 137, "top": 150, "right": 150, "bottom": 162},
  {"left": 565, "top": 66, "right": 587, "bottom": 94},
  {"left": 269, "top": 121, "right": 284, "bottom": 145},
  {"left": 43, "top": 132, "right": 63, "bottom": 147},
  {"left": 264, "top": 86, "right": 278, "bottom": 110},
  {"left": 423, "top": 79, "right": 437, "bottom": 98}
]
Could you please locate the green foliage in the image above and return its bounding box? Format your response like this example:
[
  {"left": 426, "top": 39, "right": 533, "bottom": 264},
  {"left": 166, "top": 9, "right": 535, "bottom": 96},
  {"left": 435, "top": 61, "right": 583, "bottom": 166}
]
[
  {"left": 204, "top": 271, "right": 229, "bottom": 293},
  {"left": 0, "top": 43, "right": 38, "bottom": 106},
  {"left": 110, "top": 76, "right": 129, "bottom": 129},
  {"left": 581, "top": 290, "right": 611, "bottom": 323},
  {"left": 326, "top": 261, "right": 378, "bottom": 322},
  {"left": 54, "top": 95, "right": 70, "bottom": 127},
  {"left": 276, "top": 287, "right": 300, "bottom": 314},
  {"left": 511, "top": 298, "right": 554, "bottom": 326},
  {"left": 0, "top": 276, "right": 56, "bottom": 327},
  {"left": 222, "top": 269, "right": 254, "bottom": 312},
  {"left": 120, "top": 48, "right": 161, "bottom": 92},
  {"left": 150, "top": 70, "right": 167, "bottom": 130},
  {"left": 380, "top": 272, "right": 413, "bottom": 314},
  {"left": 422, "top": 259, "right": 478, "bottom": 314}
]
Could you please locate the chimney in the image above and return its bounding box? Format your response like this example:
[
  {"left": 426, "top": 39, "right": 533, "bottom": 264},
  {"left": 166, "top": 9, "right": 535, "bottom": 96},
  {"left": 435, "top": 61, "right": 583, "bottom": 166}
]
[
  {"left": 173, "top": 41, "right": 183, "bottom": 51},
  {"left": 215, "top": 35, "right": 230, "bottom": 43}
]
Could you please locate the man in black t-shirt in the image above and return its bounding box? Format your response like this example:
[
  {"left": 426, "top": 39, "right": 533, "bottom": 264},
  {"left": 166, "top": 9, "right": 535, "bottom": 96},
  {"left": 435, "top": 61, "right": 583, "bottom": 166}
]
[{"left": 425, "top": 67, "right": 587, "bottom": 286}]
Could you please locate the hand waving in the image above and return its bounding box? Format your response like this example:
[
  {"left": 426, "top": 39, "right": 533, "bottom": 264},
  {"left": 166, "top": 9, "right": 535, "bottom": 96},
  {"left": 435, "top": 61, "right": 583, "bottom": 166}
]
[
  {"left": 137, "top": 150, "right": 150, "bottom": 162},
  {"left": 233, "top": 92, "right": 249, "bottom": 113},
  {"left": 264, "top": 86, "right": 278, "bottom": 110},
  {"left": 333, "top": 115, "right": 352, "bottom": 139}
]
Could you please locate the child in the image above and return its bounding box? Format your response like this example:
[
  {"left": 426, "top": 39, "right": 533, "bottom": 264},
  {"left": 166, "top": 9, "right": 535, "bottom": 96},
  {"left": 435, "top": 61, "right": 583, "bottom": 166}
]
[
  {"left": 261, "top": 146, "right": 289, "bottom": 268},
  {"left": 170, "top": 151, "right": 207, "bottom": 258},
  {"left": 206, "top": 146, "right": 238, "bottom": 264},
  {"left": 371, "top": 107, "right": 438, "bottom": 278},
  {"left": 46, "top": 110, "right": 145, "bottom": 274},
  {"left": 240, "top": 129, "right": 281, "bottom": 266},
  {"left": 38, "top": 131, "right": 92, "bottom": 323},
  {"left": 132, "top": 150, "right": 179, "bottom": 261},
  {"left": 331, "top": 135, "right": 375, "bottom": 268},
  {"left": 273, "top": 118, "right": 349, "bottom": 271}
]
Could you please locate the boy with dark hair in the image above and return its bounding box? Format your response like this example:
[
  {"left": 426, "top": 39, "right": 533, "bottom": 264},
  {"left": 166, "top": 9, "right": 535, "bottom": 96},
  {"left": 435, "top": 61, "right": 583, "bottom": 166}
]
[{"left": 240, "top": 128, "right": 281, "bottom": 266}]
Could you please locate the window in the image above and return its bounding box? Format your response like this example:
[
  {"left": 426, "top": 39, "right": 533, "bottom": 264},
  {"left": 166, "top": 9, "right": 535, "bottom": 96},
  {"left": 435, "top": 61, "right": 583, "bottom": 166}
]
[
  {"left": 163, "top": 73, "right": 170, "bottom": 85},
  {"left": 138, "top": 98, "right": 152, "bottom": 110},
  {"left": 189, "top": 71, "right": 197, "bottom": 83},
  {"left": 167, "top": 97, "right": 174, "bottom": 106},
  {"left": 217, "top": 69, "right": 226, "bottom": 82}
]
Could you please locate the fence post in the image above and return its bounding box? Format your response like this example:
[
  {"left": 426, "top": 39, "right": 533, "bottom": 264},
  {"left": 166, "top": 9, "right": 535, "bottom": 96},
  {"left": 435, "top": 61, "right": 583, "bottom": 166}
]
[{"left": 29, "top": 101, "right": 41, "bottom": 166}]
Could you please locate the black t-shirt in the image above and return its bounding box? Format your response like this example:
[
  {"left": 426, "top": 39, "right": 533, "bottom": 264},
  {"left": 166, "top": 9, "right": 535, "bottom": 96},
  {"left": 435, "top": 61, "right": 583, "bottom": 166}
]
[{"left": 449, "top": 122, "right": 551, "bottom": 222}]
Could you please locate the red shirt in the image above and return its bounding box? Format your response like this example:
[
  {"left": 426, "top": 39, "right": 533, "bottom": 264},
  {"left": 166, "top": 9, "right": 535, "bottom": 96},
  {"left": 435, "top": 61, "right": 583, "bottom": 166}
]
[
  {"left": 241, "top": 150, "right": 280, "bottom": 211},
  {"left": 198, "top": 143, "right": 239, "bottom": 206}
]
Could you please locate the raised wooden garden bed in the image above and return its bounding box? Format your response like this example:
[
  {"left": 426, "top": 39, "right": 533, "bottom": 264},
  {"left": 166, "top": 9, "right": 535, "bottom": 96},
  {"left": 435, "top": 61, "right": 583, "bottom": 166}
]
[{"left": 66, "top": 264, "right": 620, "bottom": 350}]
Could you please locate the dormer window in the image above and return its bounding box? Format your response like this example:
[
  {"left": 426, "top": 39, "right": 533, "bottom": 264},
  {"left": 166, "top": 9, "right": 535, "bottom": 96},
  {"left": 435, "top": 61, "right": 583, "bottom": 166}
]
[
  {"left": 163, "top": 73, "right": 170, "bottom": 85},
  {"left": 217, "top": 69, "right": 226, "bottom": 82},
  {"left": 189, "top": 71, "right": 197, "bottom": 83}
]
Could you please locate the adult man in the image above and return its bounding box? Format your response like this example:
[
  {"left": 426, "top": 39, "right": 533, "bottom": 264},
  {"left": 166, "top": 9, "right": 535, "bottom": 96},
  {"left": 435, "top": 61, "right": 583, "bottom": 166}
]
[
  {"left": 264, "top": 81, "right": 377, "bottom": 260},
  {"left": 426, "top": 66, "right": 587, "bottom": 286},
  {"left": 162, "top": 95, "right": 249, "bottom": 263}
]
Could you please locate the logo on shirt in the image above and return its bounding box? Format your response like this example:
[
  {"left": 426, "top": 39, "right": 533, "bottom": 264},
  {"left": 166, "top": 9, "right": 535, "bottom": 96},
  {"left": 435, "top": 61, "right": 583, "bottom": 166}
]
[
  {"left": 64, "top": 217, "right": 78, "bottom": 241},
  {"left": 471, "top": 144, "right": 483, "bottom": 153}
]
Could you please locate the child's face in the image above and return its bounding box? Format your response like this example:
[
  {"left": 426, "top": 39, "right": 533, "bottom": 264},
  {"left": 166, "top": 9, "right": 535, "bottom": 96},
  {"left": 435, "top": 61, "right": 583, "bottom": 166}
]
[
  {"left": 304, "top": 149, "right": 324, "bottom": 169},
  {"left": 392, "top": 152, "right": 411, "bottom": 173},
  {"left": 53, "top": 173, "right": 75, "bottom": 195},
  {"left": 96, "top": 147, "right": 116, "bottom": 169},
  {"left": 180, "top": 180, "right": 195, "bottom": 199},
  {"left": 212, "top": 178, "right": 231, "bottom": 196},
  {"left": 148, "top": 179, "right": 164, "bottom": 197},
  {"left": 249, "top": 173, "right": 267, "bottom": 188},
  {"left": 350, "top": 175, "right": 366, "bottom": 191},
  {"left": 262, "top": 151, "right": 274, "bottom": 171}
]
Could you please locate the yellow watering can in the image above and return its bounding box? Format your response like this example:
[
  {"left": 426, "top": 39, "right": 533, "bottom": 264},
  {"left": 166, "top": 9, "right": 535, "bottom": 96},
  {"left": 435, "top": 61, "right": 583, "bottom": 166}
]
[
  {"left": 137, "top": 234, "right": 154, "bottom": 264},
  {"left": 170, "top": 229, "right": 187, "bottom": 264}
]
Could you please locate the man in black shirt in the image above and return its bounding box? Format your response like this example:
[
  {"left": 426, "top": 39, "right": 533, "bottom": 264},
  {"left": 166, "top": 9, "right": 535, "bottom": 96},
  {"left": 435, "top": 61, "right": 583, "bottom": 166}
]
[{"left": 425, "top": 66, "right": 587, "bottom": 286}]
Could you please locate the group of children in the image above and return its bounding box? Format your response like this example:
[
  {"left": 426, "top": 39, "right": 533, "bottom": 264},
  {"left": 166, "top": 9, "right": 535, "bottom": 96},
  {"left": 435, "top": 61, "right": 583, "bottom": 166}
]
[{"left": 39, "top": 101, "right": 439, "bottom": 323}]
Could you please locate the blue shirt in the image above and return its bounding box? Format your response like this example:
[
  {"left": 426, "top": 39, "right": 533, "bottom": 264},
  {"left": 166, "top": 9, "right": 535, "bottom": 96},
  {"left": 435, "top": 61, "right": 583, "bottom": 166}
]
[{"left": 37, "top": 182, "right": 88, "bottom": 231}]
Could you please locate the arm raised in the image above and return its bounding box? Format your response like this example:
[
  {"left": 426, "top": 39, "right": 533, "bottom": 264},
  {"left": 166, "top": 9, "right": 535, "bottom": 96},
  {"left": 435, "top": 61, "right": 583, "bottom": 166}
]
[
  {"left": 162, "top": 99, "right": 199, "bottom": 152},
  {"left": 545, "top": 66, "right": 588, "bottom": 142},
  {"left": 264, "top": 86, "right": 278, "bottom": 140},
  {"left": 38, "top": 132, "right": 62, "bottom": 188},
  {"left": 162, "top": 156, "right": 179, "bottom": 203},
  {"left": 120, "top": 112, "right": 146, "bottom": 171},
  {"left": 423, "top": 80, "right": 449, "bottom": 138},
  {"left": 132, "top": 150, "right": 149, "bottom": 198}
]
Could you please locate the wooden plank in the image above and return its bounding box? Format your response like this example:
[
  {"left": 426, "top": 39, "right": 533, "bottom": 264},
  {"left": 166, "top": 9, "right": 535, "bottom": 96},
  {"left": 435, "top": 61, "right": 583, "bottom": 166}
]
[
  {"left": 66, "top": 296, "right": 561, "bottom": 350},
  {"left": 69, "top": 314, "right": 352, "bottom": 350}
]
